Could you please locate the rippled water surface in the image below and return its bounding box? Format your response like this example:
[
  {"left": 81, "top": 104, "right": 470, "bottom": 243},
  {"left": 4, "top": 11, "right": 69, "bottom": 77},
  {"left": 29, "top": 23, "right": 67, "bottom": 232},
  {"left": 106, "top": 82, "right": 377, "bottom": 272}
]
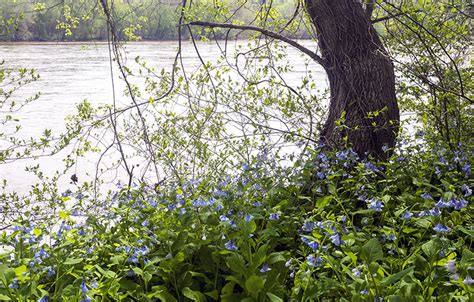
[{"left": 1, "top": 41, "right": 327, "bottom": 192}]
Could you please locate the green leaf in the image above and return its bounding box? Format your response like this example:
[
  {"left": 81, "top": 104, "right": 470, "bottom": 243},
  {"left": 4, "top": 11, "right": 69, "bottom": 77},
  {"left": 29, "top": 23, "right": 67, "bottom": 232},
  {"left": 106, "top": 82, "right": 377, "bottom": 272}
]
[
  {"left": 245, "top": 275, "right": 265, "bottom": 297},
  {"left": 226, "top": 254, "right": 246, "bottom": 276},
  {"left": 59, "top": 211, "right": 69, "bottom": 219},
  {"left": 381, "top": 267, "right": 415, "bottom": 286},
  {"left": 14, "top": 265, "right": 27, "bottom": 277},
  {"left": 182, "top": 287, "right": 207, "bottom": 302},
  {"left": 63, "top": 258, "right": 83, "bottom": 265},
  {"left": 361, "top": 239, "right": 383, "bottom": 263},
  {"left": 316, "top": 196, "right": 333, "bottom": 209},
  {"left": 0, "top": 294, "right": 11, "bottom": 300},
  {"left": 421, "top": 239, "right": 440, "bottom": 260},
  {"left": 266, "top": 292, "right": 284, "bottom": 302},
  {"left": 119, "top": 278, "right": 139, "bottom": 291},
  {"left": 149, "top": 285, "right": 177, "bottom": 301}
]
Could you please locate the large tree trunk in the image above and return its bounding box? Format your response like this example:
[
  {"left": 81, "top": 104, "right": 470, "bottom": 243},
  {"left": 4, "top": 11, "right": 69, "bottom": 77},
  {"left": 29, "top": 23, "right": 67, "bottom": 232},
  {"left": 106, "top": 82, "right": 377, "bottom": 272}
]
[{"left": 305, "top": 0, "right": 400, "bottom": 160}]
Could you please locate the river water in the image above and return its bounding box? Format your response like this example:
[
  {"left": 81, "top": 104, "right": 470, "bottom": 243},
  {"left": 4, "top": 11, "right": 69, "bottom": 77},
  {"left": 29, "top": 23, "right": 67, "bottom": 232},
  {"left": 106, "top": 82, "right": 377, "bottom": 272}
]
[{"left": 0, "top": 41, "right": 328, "bottom": 193}]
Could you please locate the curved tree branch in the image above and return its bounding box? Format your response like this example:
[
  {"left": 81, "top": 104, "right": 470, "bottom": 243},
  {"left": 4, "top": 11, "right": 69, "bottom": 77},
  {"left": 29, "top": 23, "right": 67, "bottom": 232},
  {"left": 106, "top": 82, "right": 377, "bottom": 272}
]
[{"left": 187, "top": 21, "right": 328, "bottom": 70}]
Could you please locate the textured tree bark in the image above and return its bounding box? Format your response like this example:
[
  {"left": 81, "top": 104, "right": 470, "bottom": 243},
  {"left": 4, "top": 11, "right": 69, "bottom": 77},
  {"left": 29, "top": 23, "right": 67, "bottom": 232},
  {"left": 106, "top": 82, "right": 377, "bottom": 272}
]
[{"left": 305, "top": 0, "right": 400, "bottom": 160}]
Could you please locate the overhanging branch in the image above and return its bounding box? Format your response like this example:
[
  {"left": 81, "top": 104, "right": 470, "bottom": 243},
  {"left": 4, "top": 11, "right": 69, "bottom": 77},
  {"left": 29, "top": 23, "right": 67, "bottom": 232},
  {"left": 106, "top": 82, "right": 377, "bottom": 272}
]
[
  {"left": 371, "top": 10, "right": 422, "bottom": 24},
  {"left": 187, "top": 21, "right": 328, "bottom": 70}
]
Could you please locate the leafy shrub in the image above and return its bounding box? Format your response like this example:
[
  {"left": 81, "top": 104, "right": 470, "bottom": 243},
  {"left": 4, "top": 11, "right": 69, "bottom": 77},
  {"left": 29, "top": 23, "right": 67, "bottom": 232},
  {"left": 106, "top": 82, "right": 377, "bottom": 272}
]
[{"left": 0, "top": 141, "right": 472, "bottom": 301}]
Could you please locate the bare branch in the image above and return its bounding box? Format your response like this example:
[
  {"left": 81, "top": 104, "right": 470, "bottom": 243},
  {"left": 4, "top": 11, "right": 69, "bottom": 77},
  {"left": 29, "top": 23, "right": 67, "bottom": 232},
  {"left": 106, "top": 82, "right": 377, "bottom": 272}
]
[
  {"left": 187, "top": 21, "right": 328, "bottom": 70},
  {"left": 371, "top": 10, "right": 422, "bottom": 24}
]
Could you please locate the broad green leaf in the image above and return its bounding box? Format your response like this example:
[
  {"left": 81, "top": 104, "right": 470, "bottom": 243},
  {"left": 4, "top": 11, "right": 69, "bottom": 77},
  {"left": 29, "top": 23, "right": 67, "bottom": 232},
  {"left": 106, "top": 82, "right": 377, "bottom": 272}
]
[
  {"left": 381, "top": 267, "right": 415, "bottom": 286},
  {"left": 361, "top": 239, "right": 383, "bottom": 263},
  {"left": 316, "top": 196, "right": 333, "bottom": 209},
  {"left": 421, "top": 239, "right": 440, "bottom": 260},
  {"left": 63, "top": 258, "right": 83, "bottom": 265},
  {"left": 245, "top": 275, "right": 265, "bottom": 297},
  {"left": 226, "top": 254, "right": 246, "bottom": 276},
  {"left": 182, "top": 287, "right": 207, "bottom": 302},
  {"left": 267, "top": 292, "right": 284, "bottom": 302}
]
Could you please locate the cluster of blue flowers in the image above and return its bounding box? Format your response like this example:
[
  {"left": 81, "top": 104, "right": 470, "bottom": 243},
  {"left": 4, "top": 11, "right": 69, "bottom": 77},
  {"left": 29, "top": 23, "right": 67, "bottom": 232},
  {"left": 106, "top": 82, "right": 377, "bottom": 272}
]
[{"left": 116, "top": 243, "right": 151, "bottom": 264}]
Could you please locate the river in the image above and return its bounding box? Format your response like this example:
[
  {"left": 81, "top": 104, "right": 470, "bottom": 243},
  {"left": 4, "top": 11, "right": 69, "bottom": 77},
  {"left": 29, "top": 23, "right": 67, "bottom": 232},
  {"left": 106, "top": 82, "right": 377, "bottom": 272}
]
[{"left": 0, "top": 41, "right": 328, "bottom": 193}]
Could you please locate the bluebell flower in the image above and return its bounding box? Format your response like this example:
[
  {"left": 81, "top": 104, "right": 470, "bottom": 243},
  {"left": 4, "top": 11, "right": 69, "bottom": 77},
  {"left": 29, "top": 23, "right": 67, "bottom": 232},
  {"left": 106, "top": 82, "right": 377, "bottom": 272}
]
[
  {"left": 135, "top": 245, "right": 150, "bottom": 256},
  {"left": 461, "top": 184, "right": 472, "bottom": 197},
  {"left": 307, "top": 255, "right": 322, "bottom": 267},
  {"left": 433, "top": 223, "right": 450, "bottom": 233},
  {"left": 464, "top": 275, "right": 474, "bottom": 285},
  {"left": 302, "top": 221, "right": 315, "bottom": 232},
  {"left": 462, "top": 163, "right": 471, "bottom": 175},
  {"left": 375, "top": 297, "right": 383, "bottom": 302},
  {"left": 215, "top": 204, "right": 224, "bottom": 211},
  {"left": 253, "top": 201, "right": 262, "bottom": 207},
  {"left": 402, "top": 211, "right": 413, "bottom": 220},
  {"left": 34, "top": 247, "right": 50, "bottom": 261},
  {"left": 308, "top": 241, "right": 319, "bottom": 250},
  {"left": 80, "top": 296, "right": 92, "bottom": 302},
  {"left": 219, "top": 214, "right": 229, "bottom": 222},
  {"left": 336, "top": 150, "right": 348, "bottom": 161},
  {"left": 269, "top": 212, "right": 281, "bottom": 220},
  {"left": 387, "top": 234, "right": 397, "bottom": 241},
  {"left": 360, "top": 289, "right": 368, "bottom": 295},
  {"left": 352, "top": 268, "right": 362, "bottom": 278},
  {"left": 449, "top": 198, "right": 468, "bottom": 210},
  {"left": 367, "top": 199, "right": 384, "bottom": 212},
  {"left": 76, "top": 193, "right": 84, "bottom": 200},
  {"left": 244, "top": 214, "right": 254, "bottom": 222},
  {"left": 445, "top": 260, "right": 456, "bottom": 274},
  {"left": 421, "top": 192, "right": 433, "bottom": 200},
  {"left": 316, "top": 171, "right": 325, "bottom": 180},
  {"left": 192, "top": 198, "right": 207, "bottom": 207},
  {"left": 61, "top": 189, "right": 72, "bottom": 197},
  {"left": 91, "top": 280, "right": 99, "bottom": 289},
  {"left": 316, "top": 153, "right": 328, "bottom": 162},
  {"left": 435, "top": 199, "right": 450, "bottom": 208},
  {"left": 315, "top": 221, "right": 325, "bottom": 229},
  {"left": 46, "top": 266, "right": 55, "bottom": 277},
  {"left": 331, "top": 233, "right": 345, "bottom": 246},
  {"left": 259, "top": 263, "right": 271, "bottom": 273},
  {"left": 128, "top": 255, "right": 139, "bottom": 263},
  {"left": 9, "top": 278, "right": 19, "bottom": 289},
  {"left": 80, "top": 280, "right": 88, "bottom": 293},
  {"left": 225, "top": 240, "right": 238, "bottom": 251},
  {"left": 207, "top": 198, "right": 216, "bottom": 206},
  {"left": 214, "top": 189, "right": 228, "bottom": 198},
  {"left": 435, "top": 167, "right": 442, "bottom": 176},
  {"left": 242, "top": 162, "right": 250, "bottom": 171},
  {"left": 38, "top": 296, "right": 49, "bottom": 302},
  {"left": 430, "top": 207, "right": 441, "bottom": 217},
  {"left": 301, "top": 237, "right": 311, "bottom": 244},
  {"left": 340, "top": 215, "right": 347, "bottom": 223},
  {"left": 364, "top": 162, "right": 379, "bottom": 173},
  {"left": 417, "top": 210, "right": 430, "bottom": 217}
]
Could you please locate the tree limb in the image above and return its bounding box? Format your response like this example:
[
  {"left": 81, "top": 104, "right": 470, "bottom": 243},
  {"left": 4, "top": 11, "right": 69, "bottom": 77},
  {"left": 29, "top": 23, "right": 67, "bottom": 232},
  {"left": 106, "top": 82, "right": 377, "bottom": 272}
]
[
  {"left": 187, "top": 21, "right": 328, "bottom": 69},
  {"left": 371, "top": 10, "right": 422, "bottom": 24}
]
